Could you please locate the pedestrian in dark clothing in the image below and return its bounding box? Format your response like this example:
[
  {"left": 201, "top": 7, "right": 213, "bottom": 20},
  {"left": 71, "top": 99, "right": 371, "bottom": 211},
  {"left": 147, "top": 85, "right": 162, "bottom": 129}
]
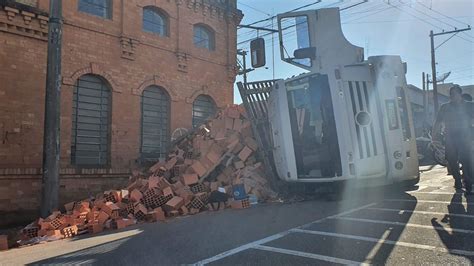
[{"left": 433, "top": 86, "right": 473, "bottom": 194}]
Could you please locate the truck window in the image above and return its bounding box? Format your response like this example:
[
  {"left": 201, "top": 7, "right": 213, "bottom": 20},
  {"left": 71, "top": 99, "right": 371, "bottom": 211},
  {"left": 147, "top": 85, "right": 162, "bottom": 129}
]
[
  {"left": 280, "top": 16, "right": 311, "bottom": 67},
  {"left": 397, "top": 87, "right": 412, "bottom": 140},
  {"left": 286, "top": 74, "right": 341, "bottom": 178}
]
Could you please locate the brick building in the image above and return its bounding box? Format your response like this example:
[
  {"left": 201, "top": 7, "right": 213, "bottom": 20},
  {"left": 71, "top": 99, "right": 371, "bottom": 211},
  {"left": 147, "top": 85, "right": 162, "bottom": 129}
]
[{"left": 0, "top": 0, "right": 242, "bottom": 225}]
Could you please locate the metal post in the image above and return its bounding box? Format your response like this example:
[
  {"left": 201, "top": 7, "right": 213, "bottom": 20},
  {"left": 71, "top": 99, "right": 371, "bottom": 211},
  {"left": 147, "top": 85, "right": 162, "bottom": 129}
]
[
  {"left": 430, "top": 30, "right": 439, "bottom": 114},
  {"left": 422, "top": 72, "right": 427, "bottom": 126},
  {"left": 241, "top": 50, "right": 248, "bottom": 87},
  {"left": 41, "top": 0, "right": 63, "bottom": 218},
  {"left": 426, "top": 73, "right": 430, "bottom": 123},
  {"left": 429, "top": 26, "right": 471, "bottom": 114}
]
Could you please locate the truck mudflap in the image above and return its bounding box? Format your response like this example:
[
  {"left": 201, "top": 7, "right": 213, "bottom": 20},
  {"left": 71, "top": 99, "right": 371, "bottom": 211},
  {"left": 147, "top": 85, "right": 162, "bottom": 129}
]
[{"left": 237, "top": 80, "right": 280, "bottom": 183}]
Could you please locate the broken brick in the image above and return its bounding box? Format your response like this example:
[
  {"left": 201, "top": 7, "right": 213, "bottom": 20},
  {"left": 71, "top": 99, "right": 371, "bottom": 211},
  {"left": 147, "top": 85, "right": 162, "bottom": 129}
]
[
  {"left": 47, "top": 230, "right": 63, "bottom": 238},
  {"left": 182, "top": 173, "right": 199, "bottom": 186},
  {"left": 164, "top": 196, "right": 184, "bottom": 211},
  {"left": 152, "top": 207, "right": 166, "bottom": 221},
  {"left": 163, "top": 186, "right": 174, "bottom": 197},
  {"left": 116, "top": 218, "right": 135, "bottom": 229},
  {"left": 164, "top": 157, "right": 178, "bottom": 171},
  {"left": 88, "top": 223, "right": 103, "bottom": 234},
  {"left": 233, "top": 119, "right": 243, "bottom": 131},
  {"left": 0, "top": 235, "right": 7, "bottom": 251},
  {"left": 245, "top": 137, "right": 259, "bottom": 151},
  {"left": 134, "top": 204, "right": 148, "bottom": 220},
  {"left": 230, "top": 198, "right": 250, "bottom": 209},
  {"left": 102, "top": 202, "right": 120, "bottom": 219},
  {"left": 98, "top": 211, "right": 110, "bottom": 225},
  {"left": 227, "top": 107, "right": 241, "bottom": 119},
  {"left": 130, "top": 189, "right": 143, "bottom": 203},
  {"left": 190, "top": 160, "right": 207, "bottom": 177},
  {"left": 62, "top": 225, "right": 78, "bottom": 238},
  {"left": 234, "top": 160, "right": 245, "bottom": 169},
  {"left": 238, "top": 146, "right": 253, "bottom": 162},
  {"left": 225, "top": 117, "right": 234, "bottom": 129}
]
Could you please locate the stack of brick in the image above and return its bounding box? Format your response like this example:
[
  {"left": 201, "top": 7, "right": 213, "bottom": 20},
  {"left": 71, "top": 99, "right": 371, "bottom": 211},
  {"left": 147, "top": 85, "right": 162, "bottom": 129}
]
[{"left": 17, "top": 105, "right": 277, "bottom": 247}]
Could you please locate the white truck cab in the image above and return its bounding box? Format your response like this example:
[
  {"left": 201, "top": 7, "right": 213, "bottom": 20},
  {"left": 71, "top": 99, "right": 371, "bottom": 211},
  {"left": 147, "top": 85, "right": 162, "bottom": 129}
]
[{"left": 267, "top": 8, "right": 419, "bottom": 184}]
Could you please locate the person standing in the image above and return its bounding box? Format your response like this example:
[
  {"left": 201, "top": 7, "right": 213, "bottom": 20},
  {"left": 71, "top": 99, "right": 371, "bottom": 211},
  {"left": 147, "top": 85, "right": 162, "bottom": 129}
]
[{"left": 432, "top": 86, "right": 473, "bottom": 194}]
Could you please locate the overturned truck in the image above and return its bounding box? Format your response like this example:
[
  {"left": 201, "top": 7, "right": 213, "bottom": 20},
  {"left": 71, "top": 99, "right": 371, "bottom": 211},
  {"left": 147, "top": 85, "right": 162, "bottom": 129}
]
[{"left": 238, "top": 7, "right": 419, "bottom": 186}]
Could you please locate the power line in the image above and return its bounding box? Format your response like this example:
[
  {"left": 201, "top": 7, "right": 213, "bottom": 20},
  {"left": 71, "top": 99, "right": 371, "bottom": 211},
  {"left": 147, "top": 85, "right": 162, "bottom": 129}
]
[
  {"left": 417, "top": 2, "right": 471, "bottom": 28},
  {"left": 435, "top": 33, "right": 458, "bottom": 50},
  {"left": 343, "top": 3, "right": 401, "bottom": 24},
  {"left": 388, "top": 2, "right": 443, "bottom": 31},
  {"left": 403, "top": 2, "right": 458, "bottom": 30},
  {"left": 414, "top": 2, "right": 474, "bottom": 43},
  {"left": 238, "top": 0, "right": 367, "bottom": 46},
  {"left": 238, "top": 2, "right": 271, "bottom": 16},
  {"left": 342, "top": 16, "right": 474, "bottom": 25},
  {"left": 239, "top": 0, "right": 323, "bottom": 28}
]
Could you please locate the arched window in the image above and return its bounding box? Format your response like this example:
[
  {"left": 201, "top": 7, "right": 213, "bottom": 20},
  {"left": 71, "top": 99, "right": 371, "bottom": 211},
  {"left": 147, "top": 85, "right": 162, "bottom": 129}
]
[
  {"left": 71, "top": 74, "right": 111, "bottom": 166},
  {"left": 78, "top": 0, "right": 112, "bottom": 19},
  {"left": 143, "top": 6, "right": 168, "bottom": 37},
  {"left": 141, "top": 86, "right": 170, "bottom": 161},
  {"left": 192, "top": 95, "right": 217, "bottom": 128},
  {"left": 193, "top": 24, "right": 215, "bottom": 51}
]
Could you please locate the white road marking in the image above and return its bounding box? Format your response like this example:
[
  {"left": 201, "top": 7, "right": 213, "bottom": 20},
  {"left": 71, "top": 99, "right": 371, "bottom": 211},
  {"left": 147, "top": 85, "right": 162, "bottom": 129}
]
[
  {"left": 253, "top": 245, "right": 368, "bottom": 266},
  {"left": 192, "top": 203, "right": 376, "bottom": 265},
  {"left": 418, "top": 176, "right": 453, "bottom": 185},
  {"left": 291, "top": 229, "right": 474, "bottom": 257},
  {"left": 333, "top": 216, "right": 474, "bottom": 234},
  {"left": 414, "top": 185, "right": 428, "bottom": 191},
  {"left": 364, "top": 229, "right": 390, "bottom": 264},
  {"left": 384, "top": 199, "right": 474, "bottom": 206},
  {"left": 368, "top": 207, "right": 474, "bottom": 219},
  {"left": 409, "top": 191, "right": 462, "bottom": 195}
]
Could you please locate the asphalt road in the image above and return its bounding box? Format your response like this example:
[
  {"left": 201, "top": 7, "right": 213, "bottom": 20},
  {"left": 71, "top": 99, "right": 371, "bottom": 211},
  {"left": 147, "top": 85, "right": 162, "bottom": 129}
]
[{"left": 1, "top": 165, "right": 473, "bottom": 265}]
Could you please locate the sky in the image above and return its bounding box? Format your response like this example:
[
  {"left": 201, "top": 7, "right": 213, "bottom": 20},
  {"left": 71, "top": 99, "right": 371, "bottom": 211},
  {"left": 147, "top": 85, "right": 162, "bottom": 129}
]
[{"left": 234, "top": 0, "right": 474, "bottom": 103}]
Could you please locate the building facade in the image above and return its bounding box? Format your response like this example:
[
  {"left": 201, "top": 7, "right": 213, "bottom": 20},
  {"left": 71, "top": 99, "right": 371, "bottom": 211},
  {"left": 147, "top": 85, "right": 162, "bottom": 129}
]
[{"left": 0, "top": 0, "right": 242, "bottom": 224}]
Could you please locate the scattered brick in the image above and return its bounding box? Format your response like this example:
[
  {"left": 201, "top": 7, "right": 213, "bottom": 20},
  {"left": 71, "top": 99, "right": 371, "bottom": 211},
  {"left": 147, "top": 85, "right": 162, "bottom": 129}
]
[
  {"left": 130, "top": 189, "right": 143, "bottom": 203},
  {"left": 61, "top": 225, "right": 78, "bottom": 238},
  {"left": 164, "top": 196, "right": 184, "bottom": 211},
  {"left": 230, "top": 198, "right": 251, "bottom": 209},
  {"left": 0, "top": 235, "right": 8, "bottom": 251},
  {"left": 18, "top": 106, "right": 278, "bottom": 248},
  {"left": 182, "top": 173, "right": 199, "bottom": 186},
  {"left": 238, "top": 146, "right": 253, "bottom": 162},
  {"left": 190, "top": 160, "right": 207, "bottom": 177}
]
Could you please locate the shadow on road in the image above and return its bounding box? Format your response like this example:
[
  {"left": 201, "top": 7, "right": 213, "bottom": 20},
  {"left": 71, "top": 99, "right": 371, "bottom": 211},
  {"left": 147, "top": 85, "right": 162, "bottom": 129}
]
[
  {"left": 431, "top": 192, "right": 474, "bottom": 262},
  {"left": 28, "top": 182, "right": 419, "bottom": 265}
]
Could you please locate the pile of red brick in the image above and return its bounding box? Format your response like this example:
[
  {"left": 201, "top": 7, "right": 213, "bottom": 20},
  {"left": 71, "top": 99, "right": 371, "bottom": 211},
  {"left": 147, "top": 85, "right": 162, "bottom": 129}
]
[{"left": 14, "top": 105, "right": 276, "bottom": 247}]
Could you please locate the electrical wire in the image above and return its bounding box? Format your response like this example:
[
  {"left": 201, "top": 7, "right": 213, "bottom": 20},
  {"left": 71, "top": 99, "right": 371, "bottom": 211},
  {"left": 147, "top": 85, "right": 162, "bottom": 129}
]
[{"left": 238, "top": 2, "right": 271, "bottom": 16}]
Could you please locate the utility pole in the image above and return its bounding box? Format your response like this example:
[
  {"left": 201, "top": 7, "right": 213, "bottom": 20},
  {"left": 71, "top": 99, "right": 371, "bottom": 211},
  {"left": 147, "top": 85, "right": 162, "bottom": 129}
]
[
  {"left": 237, "top": 50, "right": 254, "bottom": 88},
  {"left": 41, "top": 0, "right": 63, "bottom": 218},
  {"left": 422, "top": 72, "right": 426, "bottom": 123},
  {"left": 429, "top": 30, "right": 438, "bottom": 113},
  {"left": 429, "top": 27, "right": 471, "bottom": 113}
]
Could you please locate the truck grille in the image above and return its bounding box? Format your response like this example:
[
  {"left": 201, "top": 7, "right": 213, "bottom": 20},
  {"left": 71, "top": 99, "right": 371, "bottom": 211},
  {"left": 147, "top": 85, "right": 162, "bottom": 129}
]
[{"left": 348, "top": 81, "right": 378, "bottom": 159}]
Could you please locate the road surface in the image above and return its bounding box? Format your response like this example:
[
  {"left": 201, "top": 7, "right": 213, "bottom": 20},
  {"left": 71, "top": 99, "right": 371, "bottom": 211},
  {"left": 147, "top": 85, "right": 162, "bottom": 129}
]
[{"left": 1, "top": 165, "right": 473, "bottom": 265}]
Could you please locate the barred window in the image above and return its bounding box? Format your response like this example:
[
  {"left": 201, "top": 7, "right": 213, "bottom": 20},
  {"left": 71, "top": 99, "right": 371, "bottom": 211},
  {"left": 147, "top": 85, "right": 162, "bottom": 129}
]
[
  {"left": 193, "top": 95, "right": 217, "bottom": 128},
  {"left": 141, "top": 86, "right": 171, "bottom": 162},
  {"left": 143, "top": 6, "right": 168, "bottom": 37},
  {"left": 71, "top": 75, "right": 111, "bottom": 166},
  {"left": 78, "top": 0, "right": 112, "bottom": 19}
]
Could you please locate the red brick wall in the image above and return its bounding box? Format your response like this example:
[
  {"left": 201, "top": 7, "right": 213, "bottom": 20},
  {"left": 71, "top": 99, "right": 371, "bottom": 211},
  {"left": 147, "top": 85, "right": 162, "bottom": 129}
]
[{"left": 0, "top": 0, "right": 242, "bottom": 218}]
